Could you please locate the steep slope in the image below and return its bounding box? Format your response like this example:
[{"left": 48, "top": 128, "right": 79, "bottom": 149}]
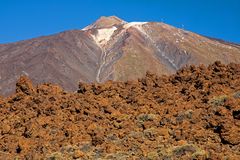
[
  {"left": 1, "top": 16, "right": 240, "bottom": 96},
  {"left": 0, "top": 30, "right": 102, "bottom": 95}
]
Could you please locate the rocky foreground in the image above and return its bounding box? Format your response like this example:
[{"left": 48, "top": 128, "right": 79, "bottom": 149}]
[{"left": 0, "top": 61, "right": 240, "bottom": 159}]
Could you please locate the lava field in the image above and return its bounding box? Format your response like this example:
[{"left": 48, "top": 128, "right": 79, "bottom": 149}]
[{"left": 0, "top": 61, "right": 240, "bottom": 159}]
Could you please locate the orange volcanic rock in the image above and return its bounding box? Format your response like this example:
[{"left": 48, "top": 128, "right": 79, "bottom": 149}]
[
  {"left": 16, "top": 76, "right": 35, "bottom": 95},
  {"left": 0, "top": 62, "right": 240, "bottom": 159}
]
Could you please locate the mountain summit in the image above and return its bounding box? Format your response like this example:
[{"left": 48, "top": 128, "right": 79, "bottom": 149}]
[
  {"left": 1, "top": 16, "right": 240, "bottom": 96},
  {"left": 83, "top": 16, "right": 126, "bottom": 30}
]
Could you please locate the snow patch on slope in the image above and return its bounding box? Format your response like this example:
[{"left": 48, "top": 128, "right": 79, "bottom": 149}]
[
  {"left": 91, "top": 26, "right": 117, "bottom": 46},
  {"left": 123, "top": 22, "right": 148, "bottom": 29},
  {"left": 84, "top": 22, "right": 148, "bottom": 48}
]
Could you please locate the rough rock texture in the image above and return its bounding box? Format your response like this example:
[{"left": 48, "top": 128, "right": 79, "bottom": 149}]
[
  {"left": 0, "top": 62, "right": 240, "bottom": 159},
  {"left": 1, "top": 16, "right": 240, "bottom": 96}
]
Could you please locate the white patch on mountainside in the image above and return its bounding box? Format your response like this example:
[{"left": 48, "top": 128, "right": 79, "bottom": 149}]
[
  {"left": 91, "top": 26, "right": 117, "bottom": 47},
  {"left": 123, "top": 22, "right": 148, "bottom": 29},
  {"left": 83, "top": 21, "right": 148, "bottom": 47}
]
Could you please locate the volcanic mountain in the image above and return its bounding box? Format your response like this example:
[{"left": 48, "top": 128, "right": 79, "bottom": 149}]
[{"left": 1, "top": 16, "right": 240, "bottom": 96}]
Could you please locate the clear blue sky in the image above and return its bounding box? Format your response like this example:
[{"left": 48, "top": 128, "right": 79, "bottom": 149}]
[{"left": 0, "top": 0, "right": 239, "bottom": 44}]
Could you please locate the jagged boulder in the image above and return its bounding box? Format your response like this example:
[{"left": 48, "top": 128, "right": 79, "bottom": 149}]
[{"left": 16, "top": 76, "right": 35, "bottom": 95}]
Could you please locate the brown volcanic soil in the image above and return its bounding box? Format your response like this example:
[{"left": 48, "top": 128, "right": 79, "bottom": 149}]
[{"left": 0, "top": 61, "right": 240, "bottom": 159}]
